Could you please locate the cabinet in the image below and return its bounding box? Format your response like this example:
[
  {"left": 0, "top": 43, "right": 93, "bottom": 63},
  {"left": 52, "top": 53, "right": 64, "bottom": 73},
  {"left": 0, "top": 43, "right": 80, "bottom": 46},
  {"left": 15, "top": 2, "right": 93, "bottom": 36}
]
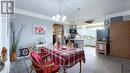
[
  {"left": 53, "top": 24, "right": 64, "bottom": 44},
  {"left": 110, "top": 21, "right": 130, "bottom": 59}
]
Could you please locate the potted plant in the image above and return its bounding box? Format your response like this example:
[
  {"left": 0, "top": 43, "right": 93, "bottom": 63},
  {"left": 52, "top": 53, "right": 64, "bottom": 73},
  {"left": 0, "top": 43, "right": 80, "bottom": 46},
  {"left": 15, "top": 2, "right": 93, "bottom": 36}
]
[{"left": 10, "top": 23, "right": 24, "bottom": 62}]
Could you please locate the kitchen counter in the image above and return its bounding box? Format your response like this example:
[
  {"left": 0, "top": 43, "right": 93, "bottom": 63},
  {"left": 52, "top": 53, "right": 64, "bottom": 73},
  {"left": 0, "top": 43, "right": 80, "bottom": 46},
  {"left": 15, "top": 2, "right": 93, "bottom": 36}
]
[{"left": 66, "top": 39, "right": 84, "bottom": 49}]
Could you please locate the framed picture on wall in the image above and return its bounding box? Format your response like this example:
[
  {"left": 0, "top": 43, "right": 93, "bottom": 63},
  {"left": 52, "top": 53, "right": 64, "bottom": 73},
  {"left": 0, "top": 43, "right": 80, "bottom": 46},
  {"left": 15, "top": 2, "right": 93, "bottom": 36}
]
[{"left": 33, "top": 24, "right": 46, "bottom": 35}]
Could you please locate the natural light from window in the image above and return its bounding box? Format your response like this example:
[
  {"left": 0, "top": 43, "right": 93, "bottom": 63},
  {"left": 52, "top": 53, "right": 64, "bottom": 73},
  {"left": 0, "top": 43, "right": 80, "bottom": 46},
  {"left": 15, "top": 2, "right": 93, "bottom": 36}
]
[
  {"left": 0, "top": 16, "right": 2, "bottom": 50},
  {"left": 77, "top": 22, "right": 105, "bottom": 46}
]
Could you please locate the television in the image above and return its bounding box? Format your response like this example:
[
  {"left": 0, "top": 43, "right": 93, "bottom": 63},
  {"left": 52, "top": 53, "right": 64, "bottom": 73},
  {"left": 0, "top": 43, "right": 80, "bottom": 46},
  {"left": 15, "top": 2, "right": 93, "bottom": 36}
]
[{"left": 96, "top": 29, "right": 109, "bottom": 42}]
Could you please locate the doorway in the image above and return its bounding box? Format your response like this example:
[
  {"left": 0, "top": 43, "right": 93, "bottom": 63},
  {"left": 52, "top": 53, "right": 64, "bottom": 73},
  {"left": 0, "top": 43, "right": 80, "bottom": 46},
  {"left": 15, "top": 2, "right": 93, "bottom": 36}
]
[{"left": 53, "top": 24, "right": 64, "bottom": 45}]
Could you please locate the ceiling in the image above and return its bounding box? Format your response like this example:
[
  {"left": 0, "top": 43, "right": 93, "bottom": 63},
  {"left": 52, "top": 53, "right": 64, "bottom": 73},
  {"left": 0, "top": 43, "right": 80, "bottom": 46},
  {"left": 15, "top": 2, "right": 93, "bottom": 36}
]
[{"left": 16, "top": 0, "right": 130, "bottom": 24}]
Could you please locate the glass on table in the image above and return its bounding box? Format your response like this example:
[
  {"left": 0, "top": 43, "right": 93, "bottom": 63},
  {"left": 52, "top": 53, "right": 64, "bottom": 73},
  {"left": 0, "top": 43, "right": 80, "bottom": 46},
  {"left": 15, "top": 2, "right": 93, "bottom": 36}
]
[{"left": 61, "top": 45, "right": 67, "bottom": 50}]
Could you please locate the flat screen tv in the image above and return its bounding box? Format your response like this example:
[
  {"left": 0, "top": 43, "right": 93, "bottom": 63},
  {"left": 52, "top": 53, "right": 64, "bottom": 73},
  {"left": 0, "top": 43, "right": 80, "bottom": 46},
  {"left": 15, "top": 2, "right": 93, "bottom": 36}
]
[{"left": 96, "top": 29, "right": 109, "bottom": 41}]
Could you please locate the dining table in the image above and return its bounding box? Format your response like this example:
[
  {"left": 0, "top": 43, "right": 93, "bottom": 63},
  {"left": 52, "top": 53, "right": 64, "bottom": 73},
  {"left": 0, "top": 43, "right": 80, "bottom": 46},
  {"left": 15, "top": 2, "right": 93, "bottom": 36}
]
[{"left": 41, "top": 45, "right": 86, "bottom": 73}]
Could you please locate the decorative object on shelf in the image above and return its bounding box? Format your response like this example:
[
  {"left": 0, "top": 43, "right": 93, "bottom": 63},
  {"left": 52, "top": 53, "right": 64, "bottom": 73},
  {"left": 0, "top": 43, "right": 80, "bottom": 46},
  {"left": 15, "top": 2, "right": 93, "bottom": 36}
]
[
  {"left": 1, "top": 47, "right": 7, "bottom": 62},
  {"left": 19, "top": 48, "right": 29, "bottom": 57},
  {"left": 10, "top": 22, "right": 24, "bottom": 62},
  {"left": 57, "top": 42, "right": 61, "bottom": 48},
  {"left": 33, "top": 24, "right": 46, "bottom": 35}
]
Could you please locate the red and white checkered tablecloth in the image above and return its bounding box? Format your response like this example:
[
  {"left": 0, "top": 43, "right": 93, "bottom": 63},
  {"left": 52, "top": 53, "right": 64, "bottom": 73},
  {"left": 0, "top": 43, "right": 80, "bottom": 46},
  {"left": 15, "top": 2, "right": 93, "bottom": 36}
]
[
  {"left": 41, "top": 45, "right": 85, "bottom": 68},
  {"left": 51, "top": 48, "right": 85, "bottom": 68}
]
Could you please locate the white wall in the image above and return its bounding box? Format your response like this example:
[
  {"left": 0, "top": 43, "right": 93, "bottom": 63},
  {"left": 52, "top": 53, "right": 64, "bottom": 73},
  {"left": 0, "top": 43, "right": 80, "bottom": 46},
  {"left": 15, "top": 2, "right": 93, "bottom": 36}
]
[
  {"left": 64, "top": 25, "right": 70, "bottom": 36},
  {"left": 11, "top": 14, "right": 54, "bottom": 48},
  {"left": 2, "top": 17, "right": 8, "bottom": 47}
]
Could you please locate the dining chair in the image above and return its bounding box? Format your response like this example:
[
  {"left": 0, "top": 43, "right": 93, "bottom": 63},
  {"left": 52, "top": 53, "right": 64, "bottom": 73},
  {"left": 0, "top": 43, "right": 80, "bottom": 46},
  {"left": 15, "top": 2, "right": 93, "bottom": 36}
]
[
  {"left": 40, "top": 48, "right": 49, "bottom": 55},
  {"left": 40, "top": 48, "right": 51, "bottom": 61},
  {"left": 30, "top": 51, "right": 60, "bottom": 73}
]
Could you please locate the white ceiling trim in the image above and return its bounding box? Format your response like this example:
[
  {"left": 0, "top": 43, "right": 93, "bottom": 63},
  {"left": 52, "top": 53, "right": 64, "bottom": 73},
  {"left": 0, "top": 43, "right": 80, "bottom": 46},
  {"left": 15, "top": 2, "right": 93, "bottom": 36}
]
[
  {"left": 15, "top": 8, "right": 69, "bottom": 24},
  {"left": 15, "top": 8, "right": 55, "bottom": 21}
]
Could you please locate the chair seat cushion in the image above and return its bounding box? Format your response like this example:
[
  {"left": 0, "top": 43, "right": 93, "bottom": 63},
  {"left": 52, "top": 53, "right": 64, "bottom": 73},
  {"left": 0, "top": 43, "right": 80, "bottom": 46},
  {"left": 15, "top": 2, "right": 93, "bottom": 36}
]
[{"left": 44, "top": 61, "right": 60, "bottom": 73}]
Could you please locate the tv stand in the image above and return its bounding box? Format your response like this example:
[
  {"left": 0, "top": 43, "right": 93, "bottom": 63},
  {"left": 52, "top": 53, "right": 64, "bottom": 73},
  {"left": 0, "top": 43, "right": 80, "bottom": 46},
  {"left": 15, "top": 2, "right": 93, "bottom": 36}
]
[{"left": 96, "top": 41, "right": 107, "bottom": 55}]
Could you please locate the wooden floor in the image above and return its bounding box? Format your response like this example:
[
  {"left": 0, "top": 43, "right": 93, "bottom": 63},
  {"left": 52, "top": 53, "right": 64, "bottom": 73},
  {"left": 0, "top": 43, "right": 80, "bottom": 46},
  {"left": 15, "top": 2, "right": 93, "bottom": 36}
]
[
  {"left": 9, "top": 47, "right": 130, "bottom": 73},
  {"left": 9, "top": 57, "right": 31, "bottom": 73}
]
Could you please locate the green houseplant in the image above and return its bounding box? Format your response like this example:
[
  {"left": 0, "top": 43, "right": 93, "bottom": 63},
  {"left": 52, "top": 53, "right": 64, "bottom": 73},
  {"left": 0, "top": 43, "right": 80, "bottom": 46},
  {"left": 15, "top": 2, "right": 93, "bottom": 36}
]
[{"left": 10, "top": 23, "right": 24, "bottom": 62}]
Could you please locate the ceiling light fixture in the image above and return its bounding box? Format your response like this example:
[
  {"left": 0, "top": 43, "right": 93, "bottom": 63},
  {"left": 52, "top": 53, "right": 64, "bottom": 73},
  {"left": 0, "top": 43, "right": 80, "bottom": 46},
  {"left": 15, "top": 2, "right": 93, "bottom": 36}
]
[{"left": 52, "top": 0, "right": 67, "bottom": 22}]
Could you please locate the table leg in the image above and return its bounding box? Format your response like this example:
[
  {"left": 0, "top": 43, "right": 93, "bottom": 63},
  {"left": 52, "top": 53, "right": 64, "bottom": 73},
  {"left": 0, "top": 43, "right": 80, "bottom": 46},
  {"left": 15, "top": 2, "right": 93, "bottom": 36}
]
[
  {"left": 79, "top": 61, "right": 82, "bottom": 73},
  {"left": 63, "top": 68, "right": 66, "bottom": 73},
  {"left": 63, "top": 66, "right": 67, "bottom": 73}
]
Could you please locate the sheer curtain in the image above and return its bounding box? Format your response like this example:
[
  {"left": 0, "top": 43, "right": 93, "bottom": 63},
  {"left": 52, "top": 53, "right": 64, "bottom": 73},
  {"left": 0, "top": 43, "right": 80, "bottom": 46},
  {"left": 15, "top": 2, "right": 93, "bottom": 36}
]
[
  {"left": 0, "top": 0, "right": 2, "bottom": 51},
  {"left": 0, "top": 16, "right": 2, "bottom": 51}
]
